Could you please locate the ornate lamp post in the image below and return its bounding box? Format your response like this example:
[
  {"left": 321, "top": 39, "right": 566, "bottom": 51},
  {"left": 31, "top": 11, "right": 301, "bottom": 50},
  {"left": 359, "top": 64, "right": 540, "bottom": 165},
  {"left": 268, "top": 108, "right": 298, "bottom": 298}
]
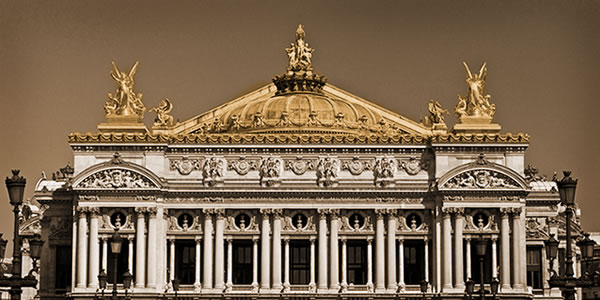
[
  {"left": 110, "top": 229, "right": 123, "bottom": 300},
  {"left": 0, "top": 170, "right": 42, "bottom": 299},
  {"left": 547, "top": 171, "right": 597, "bottom": 300}
]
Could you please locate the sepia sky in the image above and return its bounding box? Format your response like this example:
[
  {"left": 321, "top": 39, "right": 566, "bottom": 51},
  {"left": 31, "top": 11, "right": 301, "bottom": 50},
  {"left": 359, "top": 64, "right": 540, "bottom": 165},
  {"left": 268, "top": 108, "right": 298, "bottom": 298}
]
[{"left": 0, "top": 0, "right": 599, "bottom": 246}]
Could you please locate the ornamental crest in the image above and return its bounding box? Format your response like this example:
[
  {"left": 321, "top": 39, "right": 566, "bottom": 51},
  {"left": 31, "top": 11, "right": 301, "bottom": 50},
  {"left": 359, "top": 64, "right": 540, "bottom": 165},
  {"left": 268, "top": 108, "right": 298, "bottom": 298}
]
[
  {"left": 442, "top": 169, "right": 519, "bottom": 189},
  {"left": 316, "top": 157, "right": 340, "bottom": 187},
  {"left": 202, "top": 156, "right": 226, "bottom": 187},
  {"left": 342, "top": 157, "right": 372, "bottom": 176},
  {"left": 399, "top": 157, "right": 424, "bottom": 175},
  {"left": 373, "top": 157, "right": 396, "bottom": 187},
  {"left": 78, "top": 169, "right": 155, "bottom": 188},
  {"left": 259, "top": 156, "right": 283, "bottom": 187},
  {"left": 228, "top": 157, "right": 258, "bottom": 176},
  {"left": 170, "top": 157, "right": 201, "bottom": 175},
  {"left": 285, "top": 157, "right": 314, "bottom": 175}
]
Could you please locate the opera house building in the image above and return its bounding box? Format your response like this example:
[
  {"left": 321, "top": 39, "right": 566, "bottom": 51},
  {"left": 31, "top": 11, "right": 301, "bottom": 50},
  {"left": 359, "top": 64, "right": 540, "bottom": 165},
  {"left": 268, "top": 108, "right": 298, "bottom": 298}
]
[{"left": 30, "top": 25, "right": 582, "bottom": 299}]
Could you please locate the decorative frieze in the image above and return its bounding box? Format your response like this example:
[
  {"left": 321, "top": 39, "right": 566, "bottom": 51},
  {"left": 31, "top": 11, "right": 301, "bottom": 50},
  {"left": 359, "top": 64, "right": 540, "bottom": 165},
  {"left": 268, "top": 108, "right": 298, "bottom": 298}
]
[
  {"left": 78, "top": 169, "right": 156, "bottom": 189},
  {"left": 228, "top": 157, "right": 258, "bottom": 175},
  {"left": 341, "top": 157, "right": 372, "bottom": 176},
  {"left": 285, "top": 156, "right": 314, "bottom": 175},
  {"left": 398, "top": 156, "right": 426, "bottom": 175},
  {"left": 170, "top": 157, "right": 201, "bottom": 175},
  {"left": 441, "top": 169, "right": 519, "bottom": 189}
]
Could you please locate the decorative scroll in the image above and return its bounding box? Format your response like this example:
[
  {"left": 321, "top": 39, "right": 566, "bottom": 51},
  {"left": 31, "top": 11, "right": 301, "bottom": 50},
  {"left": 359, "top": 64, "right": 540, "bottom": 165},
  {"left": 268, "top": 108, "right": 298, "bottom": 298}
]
[
  {"left": 259, "top": 156, "right": 283, "bottom": 187},
  {"left": 202, "top": 156, "right": 226, "bottom": 187},
  {"left": 78, "top": 169, "right": 156, "bottom": 188},
  {"left": 373, "top": 157, "right": 396, "bottom": 187},
  {"left": 170, "top": 157, "right": 201, "bottom": 175},
  {"left": 285, "top": 157, "right": 314, "bottom": 175},
  {"left": 228, "top": 157, "right": 257, "bottom": 175},
  {"left": 441, "top": 169, "right": 519, "bottom": 189},
  {"left": 316, "top": 157, "right": 340, "bottom": 187}
]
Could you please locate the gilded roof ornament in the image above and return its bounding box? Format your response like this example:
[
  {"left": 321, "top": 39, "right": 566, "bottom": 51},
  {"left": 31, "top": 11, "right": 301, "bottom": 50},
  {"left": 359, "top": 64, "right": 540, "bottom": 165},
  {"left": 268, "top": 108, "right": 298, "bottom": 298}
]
[
  {"left": 422, "top": 100, "right": 449, "bottom": 135},
  {"left": 453, "top": 62, "right": 501, "bottom": 133},
  {"left": 286, "top": 24, "right": 314, "bottom": 74},
  {"left": 150, "top": 98, "right": 175, "bottom": 128},
  {"left": 104, "top": 61, "right": 145, "bottom": 119}
]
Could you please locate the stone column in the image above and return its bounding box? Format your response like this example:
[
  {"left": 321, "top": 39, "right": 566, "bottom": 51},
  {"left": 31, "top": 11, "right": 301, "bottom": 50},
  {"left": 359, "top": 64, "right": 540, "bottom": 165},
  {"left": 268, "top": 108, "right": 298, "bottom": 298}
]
[
  {"left": 169, "top": 238, "right": 175, "bottom": 282},
  {"left": 272, "top": 209, "right": 283, "bottom": 291},
  {"left": 72, "top": 213, "right": 77, "bottom": 290},
  {"left": 102, "top": 237, "right": 108, "bottom": 273},
  {"left": 340, "top": 238, "right": 347, "bottom": 292},
  {"left": 511, "top": 208, "right": 523, "bottom": 290},
  {"left": 260, "top": 209, "right": 271, "bottom": 291},
  {"left": 367, "top": 237, "right": 373, "bottom": 292},
  {"left": 128, "top": 237, "right": 134, "bottom": 275},
  {"left": 329, "top": 210, "right": 340, "bottom": 291},
  {"left": 500, "top": 208, "right": 511, "bottom": 291},
  {"left": 195, "top": 237, "right": 202, "bottom": 291},
  {"left": 88, "top": 208, "right": 100, "bottom": 289},
  {"left": 375, "top": 209, "right": 386, "bottom": 292},
  {"left": 226, "top": 237, "right": 233, "bottom": 291},
  {"left": 135, "top": 208, "right": 146, "bottom": 288},
  {"left": 442, "top": 208, "right": 453, "bottom": 291},
  {"left": 387, "top": 210, "right": 398, "bottom": 292},
  {"left": 434, "top": 209, "right": 442, "bottom": 293},
  {"left": 283, "top": 237, "right": 291, "bottom": 292},
  {"left": 398, "top": 238, "right": 405, "bottom": 291},
  {"left": 76, "top": 207, "right": 88, "bottom": 288},
  {"left": 424, "top": 238, "right": 429, "bottom": 284},
  {"left": 491, "top": 237, "right": 498, "bottom": 279},
  {"left": 147, "top": 208, "right": 158, "bottom": 289},
  {"left": 252, "top": 237, "right": 259, "bottom": 292},
  {"left": 465, "top": 237, "right": 472, "bottom": 280},
  {"left": 202, "top": 209, "right": 214, "bottom": 290},
  {"left": 317, "top": 209, "right": 328, "bottom": 291},
  {"left": 454, "top": 208, "right": 465, "bottom": 290},
  {"left": 214, "top": 209, "right": 226, "bottom": 290},
  {"left": 309, "top": 237, "right": 316, "bottom": 291}
]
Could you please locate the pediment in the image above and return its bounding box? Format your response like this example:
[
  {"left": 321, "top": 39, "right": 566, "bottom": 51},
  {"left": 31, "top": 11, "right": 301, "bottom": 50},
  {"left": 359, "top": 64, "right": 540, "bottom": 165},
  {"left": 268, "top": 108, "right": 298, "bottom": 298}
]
[
  {"left": 72, "top": 154, "right": 163, "bottom": 190},
  {"left": 438, "top": 157, "right": 528, "bottom": 191},
  {"left": 156, "top": 83, "right": 432, "bottom": 138}
]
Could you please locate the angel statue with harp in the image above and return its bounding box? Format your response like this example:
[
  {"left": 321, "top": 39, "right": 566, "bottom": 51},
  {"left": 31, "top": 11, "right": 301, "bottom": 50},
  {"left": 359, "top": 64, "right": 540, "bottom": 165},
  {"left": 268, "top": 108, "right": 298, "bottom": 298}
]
[
  {"left": 104, "top": 61, "right": 146, "bottom": 118},
  {"left": 456, "top": 61, "right": 496, "bottom": 119}
]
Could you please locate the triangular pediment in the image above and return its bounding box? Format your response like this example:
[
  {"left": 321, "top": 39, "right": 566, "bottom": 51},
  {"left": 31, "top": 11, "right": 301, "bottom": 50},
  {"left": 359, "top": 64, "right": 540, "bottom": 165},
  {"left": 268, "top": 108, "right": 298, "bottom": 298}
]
[{"left": 156, "top": 83, "right": 432, "bottom": 138}]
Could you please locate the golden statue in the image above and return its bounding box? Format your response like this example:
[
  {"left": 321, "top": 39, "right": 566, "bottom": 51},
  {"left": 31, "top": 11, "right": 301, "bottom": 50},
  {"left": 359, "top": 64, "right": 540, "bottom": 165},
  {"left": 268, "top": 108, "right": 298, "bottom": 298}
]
[
  {"left": 456, "top": 62, "right": 495, "bottom": 119},
  {"left": 150, "top": 98, "right": 174, "bottom": 127},
  {"left": 285, "top": 24, "right": 314, "bottom": 73},
  {"left": 104, "top": 61, "right": 145, "bottom": 118},
  {"left": 426, "top": 99, "right": 449, "bottom": 125}
]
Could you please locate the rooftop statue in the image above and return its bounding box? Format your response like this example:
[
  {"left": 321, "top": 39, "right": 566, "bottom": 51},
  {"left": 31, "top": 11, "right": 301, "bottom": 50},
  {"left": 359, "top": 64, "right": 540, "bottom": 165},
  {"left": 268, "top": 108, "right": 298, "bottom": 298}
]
[
  {"left": 455, "top": 62, "right": 495, "bottom": 119},
  {"left": 150, "top": 98, "right": 175, "bottom": 127},
  {"left": 285, "top": 24, "right": 314, "bottom": 74},
  {"left": 104, "top": 61, "right": 146, "bottom": 118},
  {"left": 426, "top": 99, "right": 449, "bottom": 125}
]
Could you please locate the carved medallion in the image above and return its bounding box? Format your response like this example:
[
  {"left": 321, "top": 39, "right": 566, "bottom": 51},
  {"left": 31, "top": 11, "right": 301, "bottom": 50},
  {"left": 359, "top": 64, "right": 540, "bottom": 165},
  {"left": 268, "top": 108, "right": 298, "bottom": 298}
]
[
  {"left": 285, "top": 156, "right": 314, "bottom": 175},
  {"left": 399, "top": 157, "right": 422, "bottom": 175},
  {"left": 228, "top": 157, "right": 257, "bottom": 175},
  {"left": 342, "top": 156, "right": 371, "bottom": 176},
  {"left": 170, "top": 157, "right": 200, "bottom": 175}
]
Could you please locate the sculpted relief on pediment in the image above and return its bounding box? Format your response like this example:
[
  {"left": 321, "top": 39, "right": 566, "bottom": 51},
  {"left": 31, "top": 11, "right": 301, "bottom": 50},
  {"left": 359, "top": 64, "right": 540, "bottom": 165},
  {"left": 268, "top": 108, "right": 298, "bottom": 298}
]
[
  {"left": 77, "top": 168, "right": 156, "bottom": 189},
  {"left": 441, "top": 169, "right": 520, "bottom": 189}
]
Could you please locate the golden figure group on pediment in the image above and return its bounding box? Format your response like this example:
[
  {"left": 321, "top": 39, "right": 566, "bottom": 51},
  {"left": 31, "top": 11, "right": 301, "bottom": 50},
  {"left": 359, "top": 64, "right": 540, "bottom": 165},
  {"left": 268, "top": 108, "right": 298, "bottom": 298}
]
[
  {"left": 456, "top": 62, "right": 495, "bottom": 119},
  {"left": 285, "top": 24, "right": 314, "bottom": 74},
  {"left": 104, "top": 61, "right": 145, "bottom": 119}
]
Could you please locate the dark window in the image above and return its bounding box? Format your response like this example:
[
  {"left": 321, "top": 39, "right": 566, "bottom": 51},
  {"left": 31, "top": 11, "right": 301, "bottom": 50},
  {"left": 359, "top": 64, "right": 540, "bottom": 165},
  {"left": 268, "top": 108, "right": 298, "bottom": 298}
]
[
  {"left": 347, "top": 240, "right": 367, "bottom": 285},
  {"left": 107, "top": 239, "right": 130, "bottom": 284},
  {"left": 470, "top": 239, "right": 493, "bottom": 284},
  {"left": 290, "top": 241, "right": 310, "bottom": 284},
  {"left": 55, "top": 246, "right": 72, "bottom": 290},
  {"left": 175, "top": 240, "right": 196, "bottom": 284},
  {"left": 526, "top": 247, "right": 542, "bottom": 289},
  {"left": 404, "top": 240, "right": 425, "bottom": 284},
  {"left": 233, "top": 240, "right": 253, "bottom": 284}
]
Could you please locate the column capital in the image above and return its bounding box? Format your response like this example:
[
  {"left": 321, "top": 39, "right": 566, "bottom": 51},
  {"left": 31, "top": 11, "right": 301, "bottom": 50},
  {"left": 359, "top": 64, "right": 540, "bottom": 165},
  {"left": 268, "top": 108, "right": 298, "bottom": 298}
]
[
  {"left": 226, "top": 236, "right": 233, "bottom": 243},
  {"left": 75, "top": 206, "right": 89, "bottom": 217},
  {"left": 317, "top": 208, "right": 329, "bottom": 219},
  {"left": 272, "top": 208, "right": 283, "bottom": 219},
  {"left": 367, "top": 236, "right": 373, "bottom": 243},
  {"left": 441, "top": 207, "right": 453, "bottom": 217},
  {"left": 374, "top": 208, "right": 387, "bottom": 219},
  {"left": 147, "top": 207, "right": 157, "bottom": 217},
  {"left": 310, "top": 236, "right": 316, "bottom": 243},
  {"left": 340, "top": 236, "right": 347, "bottom": 243},
  {"left": 195, "top": 236, "right": 202, "bottom": 243},
  {"left": 101, "top": 236, "right": 109, "bottom": 241},
  {"left": 203, "top": 208, "right": 225, "bottom": 218},
  {"left": 499, "top": 207, "right": 512, "bottom": 217},
  {"left": 386, "top": 209, "right": 398, "bottom": 218},
  {"left": 89, "top": 207, "right": 101, "bottom": 217},
  {"left": 491, "top": 236, "right": 498, "bottom": 242},
  {"left": 252, "top": 236, "right": 260, "bottom": 243},
  {"left": 168, "top": 237, "right": 176, "bottom": 243},
  {"left": 128, "top": 236, "right": 135, "bottom": 242},
  {"left": 510, "top": 207, "right": 523, "bottom": 217},
  {"left": 465, "top": 236, "right": 472, "bottom": 242},
  {"left": 283, "top": 236, "right": 290, "bottom": 243},
  {"left": 135, "top": 207, "right": 147, "bottom": 217}
]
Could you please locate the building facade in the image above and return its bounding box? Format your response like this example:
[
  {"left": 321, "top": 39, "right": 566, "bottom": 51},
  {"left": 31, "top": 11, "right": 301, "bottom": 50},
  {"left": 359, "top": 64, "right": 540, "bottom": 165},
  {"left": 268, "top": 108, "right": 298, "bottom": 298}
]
[{"left": 32, "top": 25, "right": 583, "bottom": 299}]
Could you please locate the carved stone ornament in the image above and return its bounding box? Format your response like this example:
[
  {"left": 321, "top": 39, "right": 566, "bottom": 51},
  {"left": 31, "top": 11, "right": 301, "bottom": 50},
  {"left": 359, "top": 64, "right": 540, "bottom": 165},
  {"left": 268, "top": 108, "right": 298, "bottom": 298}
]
[
  {"left": 228, "top": 157, "right": 257, "bottom": 176},
  {"left": 104, "top": 61, "right": 145, "bottom": 118},
  {"left": 442, "top": 169, "right": 519, "bottom": 189},
  {"left": 526, "top": 218, "right": 549, "bottom": 239},
  {"left": 455, "top": 62, "right": 495, "bottom": 119},
  {"left": 77, "top": 169, "right": 156, "bottom": 188},
  {"left": 342, "top": 156, "right": 372, "bottom": 176},
  {"left": 285, "top": 156, "right": 314, "bottom": 175},
  {"left": 373, "top": 157, "right": 396, "bottom": 187},
  {"left": 316, "top": 157, "right": 340, "bottom": 187},
  {"left": 399, "top": 156, "right": 423, "bottom": 176},
  {"left": 259, "top": 156, "right": 283, "bottom": 187},
  {"left": 170, "top": 157, "right": 201, "bottom": 175},
  {"left": 202, "top": 156, "right": 226, "bottom": 187},
  {"left": 49, "top": 217, "right": 72, "bottom": 240}
]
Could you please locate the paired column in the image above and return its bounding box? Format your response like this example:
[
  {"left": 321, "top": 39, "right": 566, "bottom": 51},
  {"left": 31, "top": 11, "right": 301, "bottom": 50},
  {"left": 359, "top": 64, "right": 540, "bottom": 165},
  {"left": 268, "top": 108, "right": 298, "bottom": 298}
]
[
  {"left": 195, "top": 238, "right": 202, "bottom": 291},
  {"left": 511, "top": 208, "right": 523, "bottom": 290},
  {"left": 317, "top": 209, "right": 328, "bottom": 291},
  {"left": 441, "top": 208, "right": 453, "bottom": 291},
  {"left": 202, "top": 209, "right": 214, "bottom": 290},
  {"left": 272, "top": 209, "right": 283, "bottom": 291},
  {"left": 147, "top": 208, "right": 158, "bottom": 289},
  {"left": 88, "top": 208, "right": 100, "bottom": 289},
  {"left": 260, "top": 209, "right": 271, "bottom": 291},
  {"left": 500, "top": 208, "right": 511, "bottom": 290},
  {"left": 76, "top": 207, "right": 88, "bottom": 288},
  {"left": 454, "top": 208, "right": 465, "bottom": 290},
  {"left": 329, "top": 209, "right": 340, "bottom": 290},
  {"left": 375, "top": 209, "right": 386, "bottom": 292},
  {"left": 214, "top": 209, "right": 226, "bottom": 290},
  {"left": 387, "top": 210, "right": 398, "bottom": 292},
  {"left": 134, "top": 207, "right": 146, "bottom": 288}
]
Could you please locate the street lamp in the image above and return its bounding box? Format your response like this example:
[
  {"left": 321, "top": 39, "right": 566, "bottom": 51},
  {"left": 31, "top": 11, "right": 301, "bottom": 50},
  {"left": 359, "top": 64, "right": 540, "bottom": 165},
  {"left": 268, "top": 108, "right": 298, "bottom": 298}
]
[
  {"left": 26, "top": 237, "right": 44, "bottom": 278},
  {"left": 110, "top": 229, "right": 123, "bottom": 300},
  {"left": 0, "top": 170, "right": 41, "bottom": 300},
  {"left": 547, "top": 171, "right": 598, "bottom": 300}
]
